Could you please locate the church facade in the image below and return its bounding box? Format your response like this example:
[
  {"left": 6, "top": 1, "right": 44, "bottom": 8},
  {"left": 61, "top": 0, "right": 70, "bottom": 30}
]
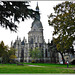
[{"left": 11, "top": 3, "right": 58, "bottom": 63}]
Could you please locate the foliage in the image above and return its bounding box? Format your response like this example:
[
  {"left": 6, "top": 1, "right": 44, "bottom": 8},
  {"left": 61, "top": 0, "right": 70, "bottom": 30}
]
[
  {"left": 48, "top": 1, "right": 75, "bottom": 64},
  {"left": 8, "top": 47, "right": 17, "bottom": 63},
  {"left": 8, "top": 47, "right": 17, "bottom": 55},
  {"left": 29, "top": 47, "right": 42, "bottom": 59},
  {"left": 0, "top": 41, "right": 8, "bottom": 57},
  {"left": 9, "top": 55, "right": 16, "bottom": 59},
  {"left": 0, "top": 1, "right": 36, "bottom": 32},
  {"left": 0, "top": 41, "right": 17, "bottom": 63},
  {"left": 0, "top": 41, "right": 9, "bottom": 63},
  {"left": 9, "top": 55, "right": 17, "bottom": 64}
]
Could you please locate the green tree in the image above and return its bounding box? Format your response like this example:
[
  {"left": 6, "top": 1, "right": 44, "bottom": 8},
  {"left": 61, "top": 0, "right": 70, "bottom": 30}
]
[
  {"left": 29, "top": 47, "right": 42, "bottom": 62},
  {"left": 0, "top": 41, "right": 9, "bottom": 57},
  {"left": 0, "top": 41, "right": 17, "bottom": 63},
  {"left": 0, "top": 1, "right": 36, "bottom": 32},
  {"left": 0, "top": 41, "right": 9, "bottom": 63},
  {"left": 8, "top": 47, "right": 17, "bottom": 63},
  {"left": 0, "top": 41, "right": 5, "bottom": 57},
  {"left": 8, "top": 47, "right": 17, "bottom": 55},
  {"left": 48, "top": 1, "right": 75, "bottom": 64}
]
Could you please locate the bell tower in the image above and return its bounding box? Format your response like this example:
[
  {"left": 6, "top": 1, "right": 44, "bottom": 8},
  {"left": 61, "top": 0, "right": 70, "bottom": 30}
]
[{"left": 28, "top": 3, "right": 44, "bottom": 48}]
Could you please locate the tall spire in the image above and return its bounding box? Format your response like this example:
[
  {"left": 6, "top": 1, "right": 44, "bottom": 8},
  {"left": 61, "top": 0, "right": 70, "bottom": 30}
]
[
  {"left": 34, "top": 2, "right": 40, "bottom": 20},
  {"left": 36, "top": 2, "right": 39, "bottom": 12}
]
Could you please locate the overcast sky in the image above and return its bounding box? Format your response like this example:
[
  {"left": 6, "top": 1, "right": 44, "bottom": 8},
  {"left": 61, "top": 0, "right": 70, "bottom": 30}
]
[{"left": 0, "top": 1, "right": 65, "bottom": 47}]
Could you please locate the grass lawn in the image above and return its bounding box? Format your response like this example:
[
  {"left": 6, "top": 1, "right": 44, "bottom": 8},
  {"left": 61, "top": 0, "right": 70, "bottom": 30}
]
[{"left": 0, "top": 63, "right": 75, "bottom": 74}]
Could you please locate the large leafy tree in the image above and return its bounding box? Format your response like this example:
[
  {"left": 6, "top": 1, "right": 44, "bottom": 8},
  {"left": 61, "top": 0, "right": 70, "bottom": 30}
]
[
  {"left": 29, "top": 47, "right": 42, "bottom": 62},
  {"left": 8, "top": 47, "right": 17, "bottom": 63},
  {"left": 0, "top": 41, "right": 9, "bottom": 63},
  {"left": 0, "top": 41, "right": 8, "bottom": 57},
  {"left": 0, "top": 1, "right": 36, "bottom": 32},
  {"left": 0, "top": 41, "right": 17, "bottom": 63},
  {"left": 48, "top": 1, "right": 75, "bottom": 64}
]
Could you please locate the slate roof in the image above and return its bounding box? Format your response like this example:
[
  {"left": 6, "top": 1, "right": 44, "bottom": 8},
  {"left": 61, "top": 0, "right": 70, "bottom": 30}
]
[{"left": 31, "top": 20, "right": 43, "bottom": 29}]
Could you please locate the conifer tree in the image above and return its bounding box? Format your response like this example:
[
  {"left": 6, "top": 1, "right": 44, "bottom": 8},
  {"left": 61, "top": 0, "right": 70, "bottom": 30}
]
[{"left": 0, "top": 1, "right": 36, "bottom": 32}]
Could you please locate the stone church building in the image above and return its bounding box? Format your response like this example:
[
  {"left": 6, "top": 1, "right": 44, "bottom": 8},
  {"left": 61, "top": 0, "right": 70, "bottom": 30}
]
[{"left": 11, "top": 3, "right": 58, "bottom": 63}]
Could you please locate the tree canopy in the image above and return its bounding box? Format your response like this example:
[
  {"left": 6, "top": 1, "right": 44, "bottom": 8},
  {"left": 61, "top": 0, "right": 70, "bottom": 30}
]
[
  {"left": 29, "top": 47, "right": 42, "bottom": 59},
  {"left": 0, "top": 1, "right": 36, "bottom": 32},
  {"left": 0, "top": 41, "right": 17, "bottom": 63},
  {"left": 48, "top": 1, "right": 75, "bottom": 52},
  {"left": 48, "top": 1, "right": 75, "bottom": 64}
]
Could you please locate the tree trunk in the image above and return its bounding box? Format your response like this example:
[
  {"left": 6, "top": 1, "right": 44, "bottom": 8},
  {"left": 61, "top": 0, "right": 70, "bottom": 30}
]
[{"left": 60, "top": 52, "right": 65, "bottom": 64}]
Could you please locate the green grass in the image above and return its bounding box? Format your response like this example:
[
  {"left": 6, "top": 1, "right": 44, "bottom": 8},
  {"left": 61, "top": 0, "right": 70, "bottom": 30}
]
[{"left": 0, "top": 63, "right": 75, "bottom": 74}]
